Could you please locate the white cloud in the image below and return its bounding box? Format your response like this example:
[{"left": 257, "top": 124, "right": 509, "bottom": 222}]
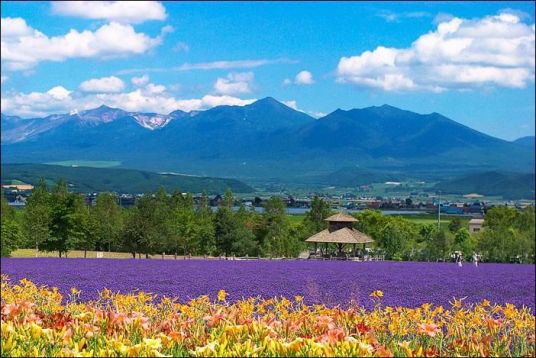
[
  {"left": 282, "top": 100, "right": 298, "bottom": 110},
  {"left": 47, "top": 86, "right": 71, "bottom": 100},
  {"left": 1, "top": 86, "right": 74, "bottom": 117},
  {"left": 2, "top": 81, "right": 255, "bottom": 117},
  {"left": 131, "top": 74, "right": 150, "bottom": 86},
  {"left": 51, "top": 1, "right": 167, "bottom": 24},
  {"left": 377, "top": 10, "right": 430, "bottom": 23},
  {"left": 172, "top": 41, "right": 190, "bottom": 53},
  {"left": 336, "top": 11, "right": 535, "bottom": 92},
  {"left": 117, "top": 58, "right": 298, "bottom": 74},
  {"left": 309, "top": 111, "right": 327, "bottom": 118},
  {"left": 282, "top": 100, "right": 325, "bottom": 117},
  {"left": 294, "top": 70, "right": 314, "bottom": 85},
  {"left": 79, "top": 76, "right": 125, "bottom": 93},
  {"left": 1, "top": 18, "right": 169, "bottom": 70},
  {"left": 283, "top": 70, "right": 315, "bottom": 86},
  {"left": 213, "top": 72, "right": 254, "bottom": 95},
  {"left": 0, "top": 75, "right": 7, "bottom": 84}
]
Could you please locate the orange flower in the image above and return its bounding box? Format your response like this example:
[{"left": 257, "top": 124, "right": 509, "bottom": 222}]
[
  {"left": 418, "top": 323, "right": 440, "bottom": 337},
  {"left": 62, "top": 327, "right": 73, "bottom": 344},
  {"left": 319, "top": 328, "right": 345, "bottom": 344}
]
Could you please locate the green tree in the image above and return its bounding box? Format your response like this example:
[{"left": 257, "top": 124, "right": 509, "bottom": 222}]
[
  {"left": 92, "top": 193, "right": 123, "bottom": 252},
  {"left": 261, "top": 197, "right": 301, "bottom": 257},
  {"left": 196, "top": 192, "right": 216, "bottom": 255},
  {"left": 453, "top": 228, "right": 473, "bottom": 259},
  {"left": 170, "top": 193, "right": 197, "bottom": 256},
  {"left": 40, "top": 180, "right": 89, "bottom": 257},
  {"left": 448, "top": 217, "right": 463, "bottom": 233},
  {"left": 1, "top": 193, "right": 22, "bottom": 256},
  {"left": 214, "top": 205, "right": 236, "bottom": 256},
  {"left": 22, "top": 178, "right": 51, "bottom": 253},
  {"left": 302, "top": 196, "right": 332, "bottom": 235},
  {"left": 1, "top": 220, "right": 22, "bottom": 257}
]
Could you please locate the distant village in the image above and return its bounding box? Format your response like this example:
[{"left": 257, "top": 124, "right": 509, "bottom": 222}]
[{"left": 3, "top": 182, "right": 534, "bottom": 217}]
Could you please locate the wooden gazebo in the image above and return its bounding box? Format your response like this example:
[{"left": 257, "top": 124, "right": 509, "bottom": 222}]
[{"left": 305, "top": 212, "right": 374, "bottom": 258}]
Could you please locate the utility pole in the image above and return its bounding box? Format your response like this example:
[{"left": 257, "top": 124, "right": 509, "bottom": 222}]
[{"left": 437, "top": 191, "right": 441, "bottom": 230}]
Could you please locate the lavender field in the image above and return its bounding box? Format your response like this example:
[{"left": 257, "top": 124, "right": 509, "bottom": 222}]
[{"left": 1, "top": 258, "right": 534, "bottom": 311}]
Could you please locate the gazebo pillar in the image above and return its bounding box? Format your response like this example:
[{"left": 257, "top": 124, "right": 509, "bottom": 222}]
[
  {"left": 314, "top": 242, "right": 318, "bottom": 254},
  {"left": 353, "top": 243, "right": 357, "bottom": 257}
]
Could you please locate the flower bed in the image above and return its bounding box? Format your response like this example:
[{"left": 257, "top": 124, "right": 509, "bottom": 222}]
[
  {"left": 1, "top": 275, "right": 535, "bottom": 357},
  {"left": 1, "top": 258, "right": 534, "bottom": 310}
]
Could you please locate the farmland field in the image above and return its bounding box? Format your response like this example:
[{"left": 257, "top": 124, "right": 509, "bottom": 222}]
[
  {"left": 45, "top": 160, "right": 122, "bottom": 168},
  {"left": 1, "top": 258, "right": 533, "bottom": 311}
]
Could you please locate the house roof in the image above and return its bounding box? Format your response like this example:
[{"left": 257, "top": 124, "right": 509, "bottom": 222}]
[
  {"left": 305, "top": 228, "right": 374, "bottom": 244},
  {"left": 324, "top": 212, "right": 358, "bottom": 222},
  {"left": 469, "top": 218, "right": 485, "bottom": 224}
]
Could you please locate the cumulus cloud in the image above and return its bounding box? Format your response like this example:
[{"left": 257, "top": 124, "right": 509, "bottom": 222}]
[
  {"left": 283, "top": 70, "right": 315, "bottom": 86},
  {"left": 2, "top": 81, "right": 256, "bottom": 117},
  {"left": 213, "top": 72, "right": 254, "bottom": 95},
  {"left": 336, "top": 11, "right": 535, "bottom": 92},
  {"left": 131, "top": 74, "right": 150, "bottom": 86},
  {"left": 1, "top": 86, "right": 73, "bottom": 117},
  {"left": 1, "top": 75, "right": 7, "bottom": 84},
  {"left": 295, "top": 70, "right": 314, "bottom": 85},
  {"left": 1, "top": 17, "right": 169, "bottom": 70},
  {"left": 79, "top": 76, "right": 125, "bottom": 93},
  {"left": 50, "top": 1, "right": 167, "bottom": 24}
]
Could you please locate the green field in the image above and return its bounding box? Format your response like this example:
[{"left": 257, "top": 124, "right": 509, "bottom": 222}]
[
  {"left": 45, "top": 160, "right": 122, "bottom": 168},
  {"left": 287, "top": 214, "right": 305, "bottom": 228}
]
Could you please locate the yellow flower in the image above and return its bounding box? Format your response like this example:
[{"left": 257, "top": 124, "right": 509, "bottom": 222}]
[
  {"left": 70, "top": 287, "right": 80, "bottom": 295},
  {"left": 295, "top": 295, "right": 303, "bottom": 302},
  {"left": 218, "top": 289, "right": 227, "bottom": 301},
  {"left": 30, "top": 322, "right": 42, "bottom": 339},
  {"left": 143, "top": 338, "right": 162, "bottom": 350},
  {"left": 370, "top": 290, "right": 384, "bottom": 298}
]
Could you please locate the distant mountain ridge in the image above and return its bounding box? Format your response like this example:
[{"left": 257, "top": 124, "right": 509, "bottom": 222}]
[{"left": 2, "top": 98, "right": 534, "bottom": 179}]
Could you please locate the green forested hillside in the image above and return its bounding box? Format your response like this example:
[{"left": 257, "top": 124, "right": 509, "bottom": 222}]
[
  {"left": 1, "top": 164, "right": 254, "bottom": 193},
  {"left": 434, "top": 171, "right": 535, "bottom": 200}
]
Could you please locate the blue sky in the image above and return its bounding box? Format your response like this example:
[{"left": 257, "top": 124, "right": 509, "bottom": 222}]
[{"left": 1, "top": 1, "right": 534, "bottom": 140}]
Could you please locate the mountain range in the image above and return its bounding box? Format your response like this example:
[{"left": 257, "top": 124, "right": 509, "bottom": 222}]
[{"left": 2, "top": 97, "right": 534, "bottom": 180}]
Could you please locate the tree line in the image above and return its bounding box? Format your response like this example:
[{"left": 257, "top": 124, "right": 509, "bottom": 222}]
[{"left": 1, "top": 179, "right": 534, "bottom": 263}]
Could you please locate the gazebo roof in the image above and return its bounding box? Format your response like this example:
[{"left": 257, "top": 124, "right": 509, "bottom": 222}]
[
  {"left": 324, "top": 212, "right": 358, "bottom": 222},
  {"left": 305, "top": 228, "right": 374, "bottom": 244}
]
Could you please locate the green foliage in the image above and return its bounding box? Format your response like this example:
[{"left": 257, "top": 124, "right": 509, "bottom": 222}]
[
  {"left": 40, "top": 180, "right": 90, "bottom": 256},
  {"left": 1, "top": 193, "right": 22, "bottom": 257},
  {"left": 10, "top": 176, "right": 535, "bottom": 262},
  {"left": 91, "top": 193, "right": 123, "bottom": 251},
  {"left": 196, "top": 192, "right": 216, "bottom": 255},
  {"left": 448, "top": 217, "right": 463, "bottom": 233},
  {"left": 22, "top": 178, "right": 51, "bottom": 250},
  {"left": 301, "top": 196, "right": 332, "bottom": 236},
  {"left": 1, "top": 219, "right": 22, "bottom": 257},
  {"left": 476, "top": 206, "right": 535, "bottom": 263},
  {"left": 453, "top": 228, "right": 473, "bottom": 259}
]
